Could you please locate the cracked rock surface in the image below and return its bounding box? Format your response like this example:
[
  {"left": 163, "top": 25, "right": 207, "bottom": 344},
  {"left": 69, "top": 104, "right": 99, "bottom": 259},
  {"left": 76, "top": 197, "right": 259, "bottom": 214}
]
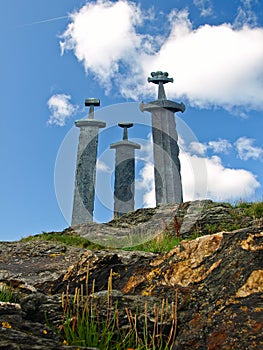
[{"left": 0, "top": 201, "right": 262, "bottom": 349}]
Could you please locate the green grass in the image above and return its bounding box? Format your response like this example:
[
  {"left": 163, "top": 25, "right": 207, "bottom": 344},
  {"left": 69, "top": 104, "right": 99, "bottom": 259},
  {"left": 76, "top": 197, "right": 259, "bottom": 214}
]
[
  {"left": 203, "top": 221, "right": 243, "bottom": 234},
  {"left": 0, "top": 286, "right": 17, "bottom": 303},
  {"left": 201, "top": 201, "right": 263, "bottom": 235},
  {"left": 235, "top": 201, "right": 263, "bottom": 219},
  {"left": 59, "top": 270, "right": 178, "bottom": 350},
  {"left": 21, "top": 229, "right": 183, "bottom": 253},
  {"left": 124, "top": 232, "right": 182, "bottom": 253},
  {"left": 21, "top": 231, "right": 103, "bottom": 250}
]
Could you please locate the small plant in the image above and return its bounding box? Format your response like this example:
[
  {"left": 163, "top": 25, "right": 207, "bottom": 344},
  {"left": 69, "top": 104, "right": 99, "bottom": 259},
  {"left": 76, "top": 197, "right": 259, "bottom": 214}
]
[
  {"left": 235, "top": 201, "right": 252, "bottom": 209},
  {"left": 173, "top": 215, "right": 181, "bottom": 239},
  {"left": 247, "top": 202, "right": 263, "bottom": 219},
  {"left": 61, "top": 278, "right": 117, "bottom": 349},
  {"left": 0, "top": 286, "right": 17, "bottom": 303},
  {"left": 204, "top": 223, "right": 218, "bottom": 234},
  {"left": 162, "top": 214, "right": 181, "bottom": 239},
  {"left": 59, "top": 270, "right": 178, "bottom": 349},
  {"left": 127, "top": 214, "right": 182, "bottom": 253},
  {"left": 235, "top": 201, "right": 263, "bottom": 219},
  {"left": 125, "top": 232, "right": 182, "bottom": 253}
]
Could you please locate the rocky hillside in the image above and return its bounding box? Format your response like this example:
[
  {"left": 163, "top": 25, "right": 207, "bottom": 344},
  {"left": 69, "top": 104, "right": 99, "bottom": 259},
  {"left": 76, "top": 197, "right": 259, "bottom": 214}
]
[{"left": 0, "top": 200, "right": 262, "bottom": 349}]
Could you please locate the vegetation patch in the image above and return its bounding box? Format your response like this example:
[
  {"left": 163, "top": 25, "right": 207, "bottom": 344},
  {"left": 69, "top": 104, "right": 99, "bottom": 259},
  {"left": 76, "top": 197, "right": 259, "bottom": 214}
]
[
  {"left": 21, "top": 230, "right": 103, "bottom": 250},
  {"left": 235, "top": 201, "right": 263, "bottom": 219},
  {"left": 59, "top": 270, "right": 178, "bottom": 350},
  {"left": 0, "top": 286, "right": 18, "bottom": 303},
  {"left": 124, "top": 231, "right": 182, "bottom": 253},
  {"left": 20, "top": 201, "right": 263, "bottom": 253}
]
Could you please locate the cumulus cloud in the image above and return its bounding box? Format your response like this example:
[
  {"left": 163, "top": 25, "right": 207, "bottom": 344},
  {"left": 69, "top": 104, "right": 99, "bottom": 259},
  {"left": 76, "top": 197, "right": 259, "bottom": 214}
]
[
  {"left": 235, "top": 137, "right": 263, "bottom": 161},
  {"left": 136, "top": 136, "right": 259, "bottom": 205},
  {"left": 181, "top": 152, "right": 260, "bottom": 201},
  {"left": 139, "top": 150, "right": 260, "bottom": 204},
  {"left": 47, "top": 94, "right": 77, "bottom": 126},
  {"left": 60, "top": 1, "right": 263, "bottom": 111},
  {"left": 204, "top": 155, "right": 259, "bottom": 200},
  {"left": 60, "top": 0, "right": 143, "bottom": 91},
  {"left": 193, "top": 0, "right": 213, "bottom": 17},
  {"left": 145, "top": 11, "right": 263, "bottom": 110}
]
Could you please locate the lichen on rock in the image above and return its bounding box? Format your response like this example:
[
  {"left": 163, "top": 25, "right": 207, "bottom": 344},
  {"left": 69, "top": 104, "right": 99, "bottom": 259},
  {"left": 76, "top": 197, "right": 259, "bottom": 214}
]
[{"left": 0, "top": 201, "right": 262, "bottom": 349}]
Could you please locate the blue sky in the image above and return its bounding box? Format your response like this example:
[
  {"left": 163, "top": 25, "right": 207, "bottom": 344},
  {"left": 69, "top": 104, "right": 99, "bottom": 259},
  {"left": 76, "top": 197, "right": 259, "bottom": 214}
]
[{"left": 1, "top": 0, "right": 263, "bottom": 241}]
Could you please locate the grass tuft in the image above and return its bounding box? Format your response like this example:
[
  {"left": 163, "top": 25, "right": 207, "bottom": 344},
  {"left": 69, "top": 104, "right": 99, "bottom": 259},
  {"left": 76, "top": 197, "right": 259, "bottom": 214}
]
[
  {"left": 0, "top": 286, "right": 17, "bottom": 303},
  {"left": 59, "top": 270, "right": 178, "bottom": 349},
  {"left": 124, "top": 231, "right": 182, "bottom": 253}
]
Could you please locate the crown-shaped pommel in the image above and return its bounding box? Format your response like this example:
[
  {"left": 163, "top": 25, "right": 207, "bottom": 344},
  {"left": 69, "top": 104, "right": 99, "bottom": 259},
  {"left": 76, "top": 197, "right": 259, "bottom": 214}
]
[{"left": 148, "top": 71, "right": 174, "bottom": 84}]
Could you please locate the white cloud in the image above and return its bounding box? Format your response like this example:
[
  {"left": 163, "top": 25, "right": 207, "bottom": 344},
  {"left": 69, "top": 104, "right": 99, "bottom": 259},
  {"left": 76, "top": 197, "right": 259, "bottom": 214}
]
[
  {"left": 144, "top": 12, "right": 263, "bottom": 110},
  {"left": 189, "top": 141, "right": 207, "bottom": 156},
  {"left": 180, "top": 151, "right": 208, "bottom": 200},
  {"left": 235, "top": 137, "right": 263, "bottom": 160},
  {"left": 138, "top": 133, "right": 154, "bottom": 161},
  {"left": 177, "top": 136, "right": 261, "bottom": 200},
  {"left": 136, "top": 162, "right": 155, "bottom": 207},
  {"left": 60, "top": 0, "right": 143, "bottom": 91},
  {"left": 61, "top": 2, "right": 263, "bottom": 111},
  {"left": 205, "top": 155, "right": 260, "bottom": 200},
  {"left": 135, "top": 133, "right": 155, "bottom": 207},
  {"left": 136, "top": 139, "right": 259, "bottom": 205},
  {"left": 181, "top": 152, "right": 260, "bottom": 201},
  {"left": 234, "top": 0, "right": 258, "bottom": 29},
  {"left": 208, "top": 139, "right": 232, "bottom": 154},
  {"left": 96, "top": 159, "right": 111, "bottom": 172},
  {"left": 193, "top": 0, "right": 213, "bottom": 17},
  {"left": 47, "top": 94, "right": 77, "bottom": 126},
  {"left": 189, "top": 139, "right": 232, "bottom": 156}
]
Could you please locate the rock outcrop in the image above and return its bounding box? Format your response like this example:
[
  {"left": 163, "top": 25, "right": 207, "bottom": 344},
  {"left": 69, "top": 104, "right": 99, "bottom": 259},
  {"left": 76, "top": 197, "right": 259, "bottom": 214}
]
[
  {"left": 0, "top": 201, "right": 262, "bottom": 349},
  {"left": 71, "top": 200, "right": 254, "bottom": 247}
]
